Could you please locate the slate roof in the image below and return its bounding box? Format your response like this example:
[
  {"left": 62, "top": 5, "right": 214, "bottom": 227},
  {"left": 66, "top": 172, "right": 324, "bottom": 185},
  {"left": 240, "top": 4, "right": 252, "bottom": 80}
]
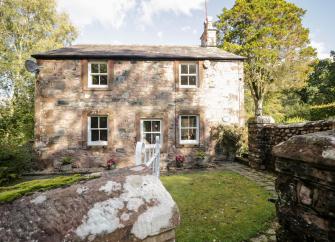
[{"left": 32, "top": 45, "right": 245, "bottom": 60}]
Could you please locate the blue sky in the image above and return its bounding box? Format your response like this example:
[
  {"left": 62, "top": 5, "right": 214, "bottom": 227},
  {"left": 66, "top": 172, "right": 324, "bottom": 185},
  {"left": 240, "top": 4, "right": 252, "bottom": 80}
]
[{"left": 57, "top": 0, "right": 334, "bottom": 59}]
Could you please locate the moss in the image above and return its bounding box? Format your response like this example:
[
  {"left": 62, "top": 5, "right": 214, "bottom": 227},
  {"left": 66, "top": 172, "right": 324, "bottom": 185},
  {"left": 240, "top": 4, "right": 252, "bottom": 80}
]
[
  {"left": 161, "top": 171, "right": 276, "bottom": 242},
  {"left": 0, "top": 174, "right": 91, "bottom": 203}
]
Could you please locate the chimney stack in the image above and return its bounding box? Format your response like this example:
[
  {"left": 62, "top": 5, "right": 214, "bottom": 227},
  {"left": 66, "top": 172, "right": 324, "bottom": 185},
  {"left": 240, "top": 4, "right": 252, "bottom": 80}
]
[{"left": 200, "top": 16, "right": 217, "bottom": 47}]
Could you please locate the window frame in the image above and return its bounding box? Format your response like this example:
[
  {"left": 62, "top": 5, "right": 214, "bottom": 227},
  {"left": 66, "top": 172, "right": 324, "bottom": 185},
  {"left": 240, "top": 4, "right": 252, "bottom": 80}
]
[
  {"left": 87, "top": 116, "right": 108, "bottom": 146},
  {"left": 179, "top": 115, "right": 200, "bottom": 145},
  {"left": 140, "top": 119, "right": 163, "bottom": 148},
  {"left": 179, "top": 62, "right": 198, "bottom": 88},
  {"left": 88, "top": 61, "right": 108, "bottom": 88}
]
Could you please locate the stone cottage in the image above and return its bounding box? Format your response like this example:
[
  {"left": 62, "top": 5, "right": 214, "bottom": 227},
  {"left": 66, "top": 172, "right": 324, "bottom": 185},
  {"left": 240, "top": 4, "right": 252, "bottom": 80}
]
[{"left": 32, "top": 19, "right": 245, "bottom": 169}]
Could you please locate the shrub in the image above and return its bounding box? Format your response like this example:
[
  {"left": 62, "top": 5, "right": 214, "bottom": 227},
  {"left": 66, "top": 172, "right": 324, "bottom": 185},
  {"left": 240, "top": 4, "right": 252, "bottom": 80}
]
[
  {"left": 309, "top": 102, "right": 335, "bottom": 121},
  {"left": 195, "top": 150, "right": 206, "bottom": 159},
  {"left": 284, "top": 116, "right": 307, "bottom": 124},
  {"left": 0, "top": 142, "right": 35, "bottom": 186},
  {"left": 211, "top": 124, "right": 246, "bottom": 156},
  {"left": 60, "top": 156, "right": 73, "bottom": 165},
  {"left": 283, "top": 102, "right": 311, "bottom": 121}
]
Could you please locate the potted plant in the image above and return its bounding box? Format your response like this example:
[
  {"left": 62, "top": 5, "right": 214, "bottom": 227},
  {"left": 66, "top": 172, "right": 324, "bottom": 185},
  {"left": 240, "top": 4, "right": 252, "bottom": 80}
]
[
  {"left": 106, "top": 158, "right": 118, "bottom": 170},
  {"left": 195, "top": 150, "right": 208, "bottom": 167},
  {"left": 175, "top": 155, "right": 185, "bottom": 168}
]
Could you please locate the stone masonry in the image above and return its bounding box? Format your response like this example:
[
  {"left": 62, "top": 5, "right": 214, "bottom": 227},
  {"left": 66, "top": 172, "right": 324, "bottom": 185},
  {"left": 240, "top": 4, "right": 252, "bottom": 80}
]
[
  {"left": 248, "top": 117, "right": 334, "bottom": 171},
  {"left": 34, "top": 59, "right": 244, "bottom": 169},
  {"left": 273, "top": 130, "right": 335, "bottom": 241}
]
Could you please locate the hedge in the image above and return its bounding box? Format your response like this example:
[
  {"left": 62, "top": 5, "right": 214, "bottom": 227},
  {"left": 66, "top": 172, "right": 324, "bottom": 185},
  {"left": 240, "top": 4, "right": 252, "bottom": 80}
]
[{"left": 309, "top": 102, "right": 335, "bottom": 121}]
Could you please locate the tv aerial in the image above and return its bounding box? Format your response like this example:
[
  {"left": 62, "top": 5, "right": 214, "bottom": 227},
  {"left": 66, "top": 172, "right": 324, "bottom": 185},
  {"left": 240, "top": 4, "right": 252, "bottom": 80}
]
[{"left": 25, "top": 60, "right": 40, "bottom": 73}]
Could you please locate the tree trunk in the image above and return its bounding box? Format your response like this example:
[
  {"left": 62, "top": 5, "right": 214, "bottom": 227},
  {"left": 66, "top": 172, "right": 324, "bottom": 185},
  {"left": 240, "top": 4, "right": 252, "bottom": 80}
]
[{"left": 254, "top": 98, "right": 263, "bottom": 116}]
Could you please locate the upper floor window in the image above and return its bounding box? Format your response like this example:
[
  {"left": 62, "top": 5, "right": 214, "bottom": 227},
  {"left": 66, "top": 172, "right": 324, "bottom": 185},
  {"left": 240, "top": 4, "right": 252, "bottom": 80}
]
[
  {"left": 88, "top": 116, "right": 108, "bottom": 146},
  {"left": 88, "top": 62, "right": 108, "bottom": 88},
  {"left": 179, "top": 115, "right": 199, "bottom": 144},
  {"left": 179, "top": 63, "right": 198, "bottom": 88}
]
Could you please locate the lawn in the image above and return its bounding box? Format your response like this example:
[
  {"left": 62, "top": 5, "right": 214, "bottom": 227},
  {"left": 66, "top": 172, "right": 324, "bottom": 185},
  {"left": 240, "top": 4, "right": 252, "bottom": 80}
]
[
  {"left": 161, "top": 171, "right": 275, "bottom": 242},
  {"left": 0, "top": 174, "right": 94, "bottom": 203}
]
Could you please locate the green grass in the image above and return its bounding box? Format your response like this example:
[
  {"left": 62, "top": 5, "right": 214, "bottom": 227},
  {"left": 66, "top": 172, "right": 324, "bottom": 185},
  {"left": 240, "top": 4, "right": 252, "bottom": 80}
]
[
  {"left": 0, "top": 174, "right": 88, "bottom": 203},
  {"left": 161, "top": 171, "right": 275, "bottom": 242}
]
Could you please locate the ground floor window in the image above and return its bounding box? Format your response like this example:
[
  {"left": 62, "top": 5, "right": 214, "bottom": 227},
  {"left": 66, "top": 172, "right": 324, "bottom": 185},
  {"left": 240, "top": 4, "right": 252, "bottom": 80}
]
[
  {"left": 179, "top": 115, "right": 199, "bottom": 144},
  {"left": 88, "top": 116, "right": 108, "bottom": 146},
  {"left": 141, "top": 119, "right": 162, "bottom": 146}
]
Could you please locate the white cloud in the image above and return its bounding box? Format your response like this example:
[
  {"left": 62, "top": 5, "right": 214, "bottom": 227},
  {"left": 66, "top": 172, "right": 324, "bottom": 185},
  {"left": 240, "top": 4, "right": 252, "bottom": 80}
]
[
  {"left": 57, "top": 0, "right": 207, "bottom": 30},
  {"left": 181, "top": 26, "right": 191, "bottom": 31},
  {"left": 157, "top": 31, "right": 163, "bottom": 38},
  {"left": 57, "top": 0, "right": 136, "bottom": 29},
  {"left": 311, "top": 39, "right": 330, "bottom": 59},
  {"left": 139, "top": 0, "right": 206, "bottom": 24}
]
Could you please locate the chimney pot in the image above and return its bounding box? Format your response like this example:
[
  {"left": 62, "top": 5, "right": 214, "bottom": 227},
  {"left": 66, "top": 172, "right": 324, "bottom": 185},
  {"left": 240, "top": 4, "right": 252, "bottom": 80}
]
[{"left": 200, "top": 16, "right": 217, "bottom": 47}]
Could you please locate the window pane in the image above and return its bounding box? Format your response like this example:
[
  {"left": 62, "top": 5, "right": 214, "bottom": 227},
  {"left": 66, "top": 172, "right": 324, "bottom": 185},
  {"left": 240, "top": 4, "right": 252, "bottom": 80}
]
[
  {"left": 152, "top": 121, "right": 160, "bottom": 132},
  {"left": 181, "top": 64, "right": 188, "bottom": 74},
  {"left": 91, "top": 64, "right": 99, "bottom": 73},
  {"left": 189, "top": 76, "right": 196, "bottom": 86},
  {"left": 143, "top": 121, "right": 151, "bottom": 132},
  {"left": 180, "top": 76, "right": 188, "bottom": 85},
  {"left": 181, "top": 116, "right": 189, "bottom": 127},
  {"left": 100, "top": 130, "right": 108, "bottom": 141},
  {"left": 92, "top": 75, "right": 99, "bottom": 85},
  {"left": 189, "top": 129, "right": 197, "bottom": 140},
  {"left": 91, "top": 117, "right": 99, "bottom": 128},
  {"left": 91, "top": 130, "right": 99, "bottom": 141},
  {"left": 181, "top": 129, "right": 189, "bottom": 140},
  {"left": 100, "top": 75, "right": 107, "bottom": 85},
  {"left": 144, "top": 133, "right": 152, "bottom": 144},
  {"left": 189, "top": 64, "right": 196, "bottom": 74},
  {"left": 100, "top": 64, "right": 107, "bottom": 73},
  {"left": 189, "top": 116, "right": 197, "bottom": 127},
  {"left": 152, "top": 133, "right": 161, "bottom": 143},
  {"left": 99, "top": 117, "right": 107, "bottom": 128}
]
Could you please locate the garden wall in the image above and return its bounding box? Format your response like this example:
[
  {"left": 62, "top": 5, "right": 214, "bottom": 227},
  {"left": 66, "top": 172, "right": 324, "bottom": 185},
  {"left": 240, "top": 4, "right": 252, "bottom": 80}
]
[
  {"left": 248, "top": 117, "right": 334, "bottom": 170},
  {"left": 273, "top": 130, "right": 335, "bottom": 241}
]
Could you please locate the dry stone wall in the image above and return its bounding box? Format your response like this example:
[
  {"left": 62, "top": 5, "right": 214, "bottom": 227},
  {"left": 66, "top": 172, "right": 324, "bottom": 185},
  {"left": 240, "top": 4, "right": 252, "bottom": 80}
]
[
  {"left": 35, "top": 59, "right": 244, "bottom": 169},
  {"left": 273, "top": 130, "right": 335, "bottom": 241},
  {"left": 248, "top": 117, "right": 334, "bottom": 170}
]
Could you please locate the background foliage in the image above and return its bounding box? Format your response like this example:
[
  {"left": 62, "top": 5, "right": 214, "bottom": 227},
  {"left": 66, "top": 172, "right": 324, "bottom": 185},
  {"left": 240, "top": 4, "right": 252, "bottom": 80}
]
[
  {"left": 217, "top": 0, "right": 316, "bottom": 117},
  {"left": 0, "top": 0, "right": 77, "bottom": 181}
]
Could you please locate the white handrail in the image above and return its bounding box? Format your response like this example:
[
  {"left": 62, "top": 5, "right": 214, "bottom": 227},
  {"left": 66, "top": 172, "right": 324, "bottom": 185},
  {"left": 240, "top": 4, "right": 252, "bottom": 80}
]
[{"left": 135, "top": 136, "right": 160, "bottom": 177}]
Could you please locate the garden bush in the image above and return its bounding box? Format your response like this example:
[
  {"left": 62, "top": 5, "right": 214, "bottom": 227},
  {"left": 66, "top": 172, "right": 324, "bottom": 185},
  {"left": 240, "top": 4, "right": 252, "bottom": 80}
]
[
  {"left": 309, "top": 102, "right": 335, "bottom": 121},
  {"left": 284, "top": 116, "right": 308, "bottom": 124},
  {"left": 211, "top": 124, "right": 247, "bottom": 160},
  {"left": 0, "top": 141, "right": 35, "bottom": 186}
]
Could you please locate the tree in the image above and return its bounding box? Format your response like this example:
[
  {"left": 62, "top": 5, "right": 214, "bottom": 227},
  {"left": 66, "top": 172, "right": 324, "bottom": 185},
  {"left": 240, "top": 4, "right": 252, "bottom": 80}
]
[
  {"left": 0, "top": 0, "right": 77, "bottom": 160},
  {"left": 299, "top": 51, "right": 335, "bottom": 105},
  {"left": 217, "top": 0, "right": 316, "bottom": 116}
]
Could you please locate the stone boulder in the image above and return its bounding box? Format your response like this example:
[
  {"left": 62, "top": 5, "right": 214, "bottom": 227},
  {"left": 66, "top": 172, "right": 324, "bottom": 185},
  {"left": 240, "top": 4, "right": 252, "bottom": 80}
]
[{"left": 0, "top": 165, "right": 180, "bottom": 242}]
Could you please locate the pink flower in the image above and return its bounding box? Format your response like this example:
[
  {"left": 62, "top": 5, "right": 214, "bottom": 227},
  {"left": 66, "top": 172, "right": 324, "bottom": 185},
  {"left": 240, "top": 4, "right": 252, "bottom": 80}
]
[
  {"left": 176, "top": 155, "right": 185, "bottom": 163},
  {"left": 107, "top": 158, "right": 118, "bottom": 169}
]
